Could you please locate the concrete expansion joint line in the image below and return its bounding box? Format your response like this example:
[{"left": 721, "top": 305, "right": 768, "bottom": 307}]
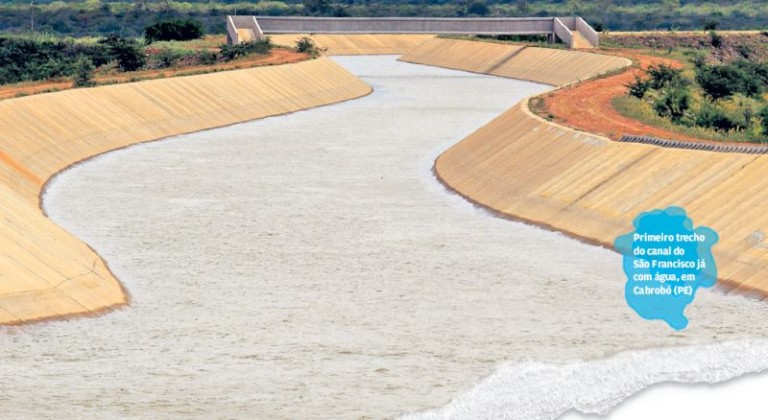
[
  {"left": 484, "top": 46, "right": 528, "bottom": 74},
  {"left": 559, "top": 149, "right": 656, "bottom": 210}
]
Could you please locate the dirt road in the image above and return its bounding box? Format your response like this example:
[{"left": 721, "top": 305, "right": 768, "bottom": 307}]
[{"left": 540, "top": 49, "right": 705, "bottom": 142}]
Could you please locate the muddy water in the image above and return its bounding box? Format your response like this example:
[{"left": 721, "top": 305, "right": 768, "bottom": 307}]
[{"left": 7, "top": 56, "right": 767, "bottom": 419}]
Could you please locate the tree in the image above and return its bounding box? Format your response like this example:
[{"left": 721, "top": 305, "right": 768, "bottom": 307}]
[
  {"left": 759, "top": 106, "right": 768, "bottom": 139},
  {"left": 646, "top": 64, "right": 685, "bottom": 90},
  {"left": 626, "top": 75, "right": 651, "bottom": 99},
  {"left": 332, "top": 5, "right": 349, "bottom": 17},
  {"left": 100, "top": 35, "right": 146, "bottom": 72},
  {"left": 72, "top": 56, "right": 95, "bottom": 87},
  {"left": 709, "top": 30, "right": 722, "bottom": 48},
  {"left": 303, "top": 0, "right": 331, "bottom": 15},
  {"left": 696, "top": 64, "right": 763, "bottom": 100},
  {"left": 144, "top": 18, "right": 204, "bottom": 44},
  {"left": 654, "top": 86, "right": 690, "bottom": 122},
  {"left": 467, "top": 0, "right": 489, "bottom": 16},
  {"left": 696, "top": 104, "right": 743, "bottom": 132}
]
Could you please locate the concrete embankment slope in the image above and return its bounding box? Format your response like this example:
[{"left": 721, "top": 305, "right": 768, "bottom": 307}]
[
  {"left": 271, "top": 34, "right": 435, "bottom": 55},
  {"left": 435, "top": 98, "right": 768, "bottom": 296},
  {"left": 400, "top": 37, "right": 630, "bottom": 85},
  {"left": 410, "top": 38, "right": 768, "bottom": 294},
  {"left": 0, "top": 58, "right": 371, "bottom": 325}
]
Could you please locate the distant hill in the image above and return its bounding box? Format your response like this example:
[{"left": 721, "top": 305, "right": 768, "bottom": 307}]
[{"left": 0, "top": 0, "right": 765, "bottom": 37}]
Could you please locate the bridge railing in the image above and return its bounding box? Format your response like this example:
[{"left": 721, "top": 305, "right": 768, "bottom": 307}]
[
  {"left": 226, "top": 16, "right": 600, "bottom": 49},
  {"left": 253, "top": 16, "right": 556, "bottom": 35}
]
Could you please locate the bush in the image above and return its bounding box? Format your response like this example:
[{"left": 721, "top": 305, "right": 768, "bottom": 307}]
[
  {"left": 467, "top": 0, "right": 489, "bottom": 16},
  {"left": 197, "top": 50, "right": 218, "bottom": 65},
  {"left": 219, "top": 38, "right": 272, "bottom": 61},
  {"left": 736, "top": 44, "right": 753, "bottom": 59},
  {"left": 690, "top": 53, "right": 707, "bottom": 69},
  {"left": 709, "top": 30, "right": 722, "bottom": 48},
  {"left": 295, "top": 36, "right": 316, "bottom": 54},
  {"left": 99, "top": 35, "right": 146, "bottom": 72},
  {"left": 696, "top": 64, "right": 763, "bottom": 100},
  {"left": 303, "top": 0, "right": 332, "bottom": 15},
  {"left": 734, "top": 60, "right": 768, "bottom": 86},
  {"left": 626, "top": 75, "right": 651, "bottom": 99},
  {"left": 295, "top": 36, "right": 322, "bottom": 57},
  {"left": 72, "top": 56, "right": 95, "bottom": 87},
  {"left": 653, "top": 86, "right": 691, "bottom": 122},
  {"left": 696, "top": 104, "right": 745, "bottom": 132},
  {"left": 155, "top": 48, "right": 180, "bottom": 68},
  {"left": 332, "top": 6, "right": 350, "bottom": 17},
  {"left": 703, "top": 19, "right": 719, "bottom": 31},
  {"left": 646, "top": 64, "right": 685, "bottom": 90},
  {"left": 760, "top": 107, "right": 768, "bottom": 138},
  {"left": 0, "top": 37, "right": 114, "bottom": 84},
  {"left": 144, "top": 18, "right": 204, "bottom": 44}
]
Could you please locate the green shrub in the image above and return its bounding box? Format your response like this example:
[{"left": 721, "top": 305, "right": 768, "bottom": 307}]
[
  {"left": 703, "top": 19, "right": 719, "bottom": 31},
  {"left": 709, "top": 30, "right": 722, "bottom": 48},
  {"left": 646, "top": 64, "right": 685, "bottom": 90},
  {"left": 197, "top": 50, "right": 218, "bottom": 65},
  {"left": 219, "top": 38, "right": 272, "bottom": 62},
  {"left": 72, "top": 56, "right": 95, "bottom": 87},
  {"left": 696, "top": 104, "right": 744, "bottom": 132},
  {"left": 0, "top": 37, "right": 111, "bottom": 84},
  {"left": 332, "top": 6, "right": 350, "bottom": 17},
  {"left": 295, "top": 36, "right": 318, "bottom": 55},
  {"left": 99, "top": 35, "right": 146, "bottom": 72},
  {"left": 467, "top": 0, "right": 489, "bottom": 16},
  {"left": 696, "top": 64, "right": 763, "bottom": 100},
  {"left": 690, "top": 53, "right": 707, "bottom": 69},
  {"left": 736, "top": 45, "right": 753, "bottom": 59},
  {"left": 144, "top": 18, "right": 204, "bottom": 44},
  {"left": 653, "top": 86, "right": 691, "bottom": 122},
  {"left": 626, "top": 75, "right": 651, "bottom": 99},
  {"left": 734, "top": 60, "right": 768, "bottom": 86},
  {"left": 155, "top": 48, "right": 180, "bottom": 68},
  {"left": 759, "top": 107, "right": 768, "bottom": 138}
]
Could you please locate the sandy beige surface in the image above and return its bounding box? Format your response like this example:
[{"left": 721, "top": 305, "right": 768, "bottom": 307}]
[
  {"left": 270, "top": 34, "right": 436, "bottom": 55},
  {"left": 398, "top": 38, "right": 526, "bottom": 73},
  {"left": 400, "top": 38, "right": 630, "bottom": 85},
  {"left": 0, "top": 58, "right": 371, "bottom": 325},
  {"left": 435, "top": 100, "right": 768, "bottom": 296}
]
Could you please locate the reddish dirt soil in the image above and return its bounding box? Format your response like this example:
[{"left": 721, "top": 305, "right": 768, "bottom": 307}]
[
  {"left": 540, "top": 49, "right": 707, "bottom": 143},
  {"left": 0, "top": 48, "right": 307, "bottom": 101}
]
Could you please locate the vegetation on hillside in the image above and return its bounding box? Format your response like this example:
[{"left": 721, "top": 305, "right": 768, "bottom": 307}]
[
  {"left": 620, "top": 42, "right": 768, "bottom": 143},
  {"left": 0, "top": 20, "right": 273, "bottom": 87},
  {"left": 144, "top": 18, "right": 204, "bottom": 44},
  {"left": 0, "top": 0, "right": 766, "bottom": 38}
]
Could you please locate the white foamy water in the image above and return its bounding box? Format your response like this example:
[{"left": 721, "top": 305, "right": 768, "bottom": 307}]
[
  {"left": 408, "top": 340, "right": 768, "bottom": 420},
  {"left": 5, "top": 56, "right": 766, "bottom": 418}
]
